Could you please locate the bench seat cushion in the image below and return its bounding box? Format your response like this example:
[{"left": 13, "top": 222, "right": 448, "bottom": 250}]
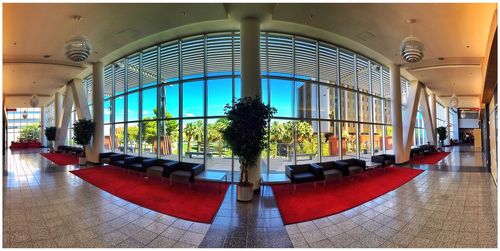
[
  {"left": 293, "top": 172, "right": 317, "bottom": 183},
  {"left": 348, "top": 166, "right": 363, "bottom": 175},
  {"left": 324, "top": 169, "right": 342, "bottom": 180}
]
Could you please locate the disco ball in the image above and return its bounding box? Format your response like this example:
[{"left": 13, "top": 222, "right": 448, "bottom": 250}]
[
  {"left": 64, "top": 35, "right": 92, "bottom": 62},
  {"left": 400, "top": 36, "right": 424, "bottom": 63},
  {"left": 30, "top": 95, "right": 39, "bottom": 107},
  {"left": 449, "top": 94, "right": 459, "bottom": 109}
]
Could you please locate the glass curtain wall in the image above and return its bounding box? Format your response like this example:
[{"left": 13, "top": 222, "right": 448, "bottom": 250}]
[
  {"left": 99, "top": 31, "right": 393, "bottom": 177},
  {"left": 437, "top": 102, "right": 446, "bottom": 127},
  {"left": 7, "top": 108, "right": 41, "bottom": 144},
  {"left": 449, "top": 108, "right": 458, "bottom": 141},
  {"left": 414, "top": 109, "right": 426, "bottom": 146}
]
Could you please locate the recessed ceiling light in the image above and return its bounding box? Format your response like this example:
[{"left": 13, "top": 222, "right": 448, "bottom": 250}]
[{"left": 43, "top": 55, "right": 51, "bottom": 58}]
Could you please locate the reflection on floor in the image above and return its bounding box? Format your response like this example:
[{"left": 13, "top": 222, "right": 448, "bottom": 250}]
[
  {"left": 412, "top": 146, "right": 489, "bottom": 173},
  {"left": 3, "top": 145, "right": 497, "bottom": 248}
]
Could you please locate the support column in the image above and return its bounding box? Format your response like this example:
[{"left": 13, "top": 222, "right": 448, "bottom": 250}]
[
  {"left": 389, "top": 64, "right": 404, "bottom": 164},
  {"left": 70, "top": 78, "right": 91, "bottom": 120},
  {"left": 54, "top": 91, "right": 62, "bottom": 131},
  {"left": 40, "top": 106, "right": 46, "bottom": 147},
  {"left": 91, "top": 62, "right": 104, "bottom": 163},
  {"left": 419, "top": 90, "right": 436, "bottom": 145},
  {"left": 69, "top": 78, "right": 93, "bottom": 160},
  {"left": 430, "top": 92, "right": 437, "bottom": 143},
  {"left": 240, "top": 16, "right": 262, "bottom": 190},
  {"left": 54, "top": 86, "right": 74, "bottom": 148},
  {"left": 445, "top": 106, "right": 450, "bottom": 146},
  {"left": 240, "top": 17, "right": 262, "bottom": 98}
]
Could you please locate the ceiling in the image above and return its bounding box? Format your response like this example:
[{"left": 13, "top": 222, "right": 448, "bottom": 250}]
[{"left": 3, "top": 3, "right": 497, "bottom": 108}]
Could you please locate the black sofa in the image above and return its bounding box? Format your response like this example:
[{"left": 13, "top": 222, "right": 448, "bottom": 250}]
[
  {"left": 285, "top": 163, "right": 323, "bottom": 185},
  {"left": 419, "top": 144, "right": 437, "bottom": 155},
  {"left": 371, "top": 154, "right": 395, "bottom": 167},
  {"left": 109, "top": 154, "right": 132, "bottom": 167},
  {"left": 336, "top": 158, "right": 366, "bottom": 177},
  {"left": 56, "top": 145, "right": 82, "bottom": 155},
  {"left": 311, "top": 161, "right": 344, "bottom": 184},
  {"left": 99, "top": 152, "right": 122, "bottom": 164},
  {"left": 124, "top": 156, "right": 158, "bottom": 173},
  {"left": 162, "top": 162, "right": 205, "bottom": 183}
]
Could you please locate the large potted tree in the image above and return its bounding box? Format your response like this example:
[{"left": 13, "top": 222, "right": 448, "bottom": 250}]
[
  {"left": 222, "top": 96, "right": 276, "bottom": 202},
  {"left": 436, "top": 126, "right": 447, "bottom": 150},
  {"left": 73, "top": 119, "right": 95, "bottom": 165},
  {"left": 44, "top": 126, "right": 57, "bottom": 152}
]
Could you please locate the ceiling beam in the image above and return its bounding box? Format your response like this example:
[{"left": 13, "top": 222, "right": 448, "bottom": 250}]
[
  {"left": 407, "top": 63, "right": 481, "bottom": 72},
  {"left": 3, "top": 60, "right": 87, "bottom": 69}
]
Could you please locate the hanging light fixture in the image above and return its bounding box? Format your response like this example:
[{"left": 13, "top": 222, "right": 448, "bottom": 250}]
[
  {"left": 30, "top": 95, "right": 39, "bottom": 107},
  {"left": 22, "top": 110, "right": 28, "bottom": 119},
  {"left": 450, "top": 83, "right": 459, "bottom": 109},
  {"left": 400, "top": 19, "right": 425, "bottom": 63},
  {"left": 64, "top": 15, "right": 92, "bottom": 62}
]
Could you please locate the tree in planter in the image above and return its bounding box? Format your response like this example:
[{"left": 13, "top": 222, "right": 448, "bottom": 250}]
[
  {"left": 73, "top": 119, "right": 95, "bottom": 160},
  {"left": 44, "top": 126, "right": 57, "bottom": 150},
  {"left": 222, "top": 96, "right": 276, "bottom": 201},
  {"left": 436, "top": 126, "right": 447, "bottom": 149}
]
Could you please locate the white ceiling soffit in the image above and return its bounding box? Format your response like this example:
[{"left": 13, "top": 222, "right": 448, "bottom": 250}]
[
  {"left": 3, "top": 3, "right": 229, "bottom": 106},
  {"left": 3, "top": 3, "right": 497, "bottom": 107},
  {"left": 440, "top": 96, "right": 480, "bottom": 109}
]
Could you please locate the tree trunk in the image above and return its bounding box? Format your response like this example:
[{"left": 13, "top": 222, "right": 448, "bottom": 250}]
[{"left": 187, "top": 137, "right": 191, "bottom": 153}]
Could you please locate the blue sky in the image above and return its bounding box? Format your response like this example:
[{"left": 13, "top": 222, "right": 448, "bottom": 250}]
[{"left": 107, "top": 77, "right": 299, "bottom": 122}]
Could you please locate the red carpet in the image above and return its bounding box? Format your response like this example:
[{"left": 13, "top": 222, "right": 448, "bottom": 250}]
[
  {"left": 40, "top": 153, "right": 79, "bottom": 166},
  {"left": 410, "top": 152, "right": 450, "bottom": 165},
  {"left": 271, "top": 167, "right": 423, "bottom": 224},
  {"left": 70, "top": 166, "right": 228, "bottom": 223}
]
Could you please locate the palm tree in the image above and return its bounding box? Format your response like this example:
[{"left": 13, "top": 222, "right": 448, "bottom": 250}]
[
  {"left": 184, "top": 122, "right": 197, "bottom": 152},
  {"left": 208, "top": 118, "right": 229, "bottom": 157},
  {"left": 192, "top": 120, "right": 204, "bottom": 152}
]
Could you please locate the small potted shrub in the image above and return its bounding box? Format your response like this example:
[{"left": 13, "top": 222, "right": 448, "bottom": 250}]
[
  {"left": 436, "top": 126, "right": 447, "bottom": 150},
  {"left": 44, "top": 126, "right": 57, "bottom": 152},
  {"left": 222, "top": 96, "right": 276, "bottom": 202},
  {"left": 73, "top": 119, "right": 95, "bottom": 165}
]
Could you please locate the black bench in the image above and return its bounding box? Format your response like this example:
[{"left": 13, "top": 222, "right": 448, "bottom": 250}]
[{"left": 185, "top": 152, "right": 213, "bottom": 159}]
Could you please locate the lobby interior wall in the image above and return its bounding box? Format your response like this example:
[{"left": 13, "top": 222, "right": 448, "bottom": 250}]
[{"left": 489, "top": 86, "right": 497, "bottom": 184}]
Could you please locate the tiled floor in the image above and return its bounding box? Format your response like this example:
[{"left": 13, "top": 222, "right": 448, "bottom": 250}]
[
  {"left": 3, "top": 150, "right": 209, "bottom": 248},
  {"left": 3, "top": 146, "right": 497, "bottom": 248}
]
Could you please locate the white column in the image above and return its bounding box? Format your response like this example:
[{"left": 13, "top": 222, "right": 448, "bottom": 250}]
[
  {"left": 390, "top": 64, "right": 404, "bottom": 164},
  {"left": 91, "top": 62, "right": 104, "bottom": 163},
  {"left": 240, "top": 16, "right": 262, "bottom": 190},
  {"left": 445, "top": 106, "right": 450, "bottom": 146},
  {"left": 240, "top": 17, "right": 262, "bottom": 98},
  {"left": 40, "top": 106, "right": 46, "bottom": 147},
  {"left": 70, "top": 78, "right": 91, "bottom": 120},
  {"left": 54, "top": 91, "right": 62, "bottom": 131},
  {"left": 430, "top": 93, "right": 437, "bottom": 143},
  {"left": 54, "top": 86, "right": 74, "bottom": 148},
  {"left": 419, "top": 90, "right": 436, "bottom": 145}
]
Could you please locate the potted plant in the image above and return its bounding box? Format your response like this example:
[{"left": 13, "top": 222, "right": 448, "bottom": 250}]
[
  {"left": 44, "top": 126, "right": 57, "bottom": 152},
  {"left": 436, "top": 126, "right": 447, "bottom": 150},
  {"left": 222, "top": 96, "right": 276, "bottom": 202},
  {"left": 73, "top": 119, "right": 95, "bottom": 165}
]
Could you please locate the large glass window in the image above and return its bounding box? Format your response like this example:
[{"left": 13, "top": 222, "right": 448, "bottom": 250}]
[
  {"left": 7, "top": 108, "right": 41, "bottom": 144},
  {"left": 98, "top": 31, "right": 393, "bottom": 178}
]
